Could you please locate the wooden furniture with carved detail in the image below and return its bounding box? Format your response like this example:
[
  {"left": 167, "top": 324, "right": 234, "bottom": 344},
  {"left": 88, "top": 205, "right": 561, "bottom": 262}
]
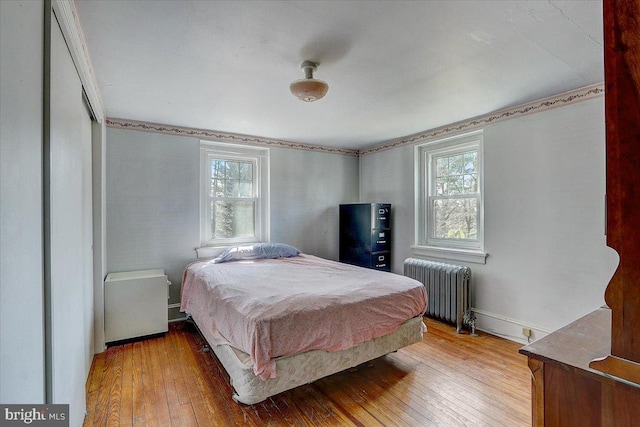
[
  {"left": 520, "top": 308, "right": 640, "bottom": 426},
  {"left": 520, "top": 1, "right": 640, "bottom": 425}
]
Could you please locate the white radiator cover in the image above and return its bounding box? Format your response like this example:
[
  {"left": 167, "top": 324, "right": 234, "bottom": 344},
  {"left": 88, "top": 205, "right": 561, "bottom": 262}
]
[{"left": 105, "top": 269, "right": 169, "bottom": 342}]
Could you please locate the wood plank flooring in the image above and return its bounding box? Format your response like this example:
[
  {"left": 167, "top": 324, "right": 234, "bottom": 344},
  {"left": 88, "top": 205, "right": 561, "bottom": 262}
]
[{"left": 84, "top": 318, "right": 531, "bottom": 426}]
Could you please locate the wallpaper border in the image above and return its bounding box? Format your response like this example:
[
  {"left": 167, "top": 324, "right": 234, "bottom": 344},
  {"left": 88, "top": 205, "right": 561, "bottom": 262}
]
[
  {"left": 359, "top": 83, "right": 604, "bottom": 155},
  {"left": 105, "top": 118, "right": 360, "bottom": 157}
]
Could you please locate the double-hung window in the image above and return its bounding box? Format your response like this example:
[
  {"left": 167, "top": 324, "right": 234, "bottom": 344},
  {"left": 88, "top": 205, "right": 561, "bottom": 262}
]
[
  {"left": 200, "top": 141, "right": 269, "bottom": 248},
  {"left": 415, "top": 131, "right": 486, "bottom": 264}
]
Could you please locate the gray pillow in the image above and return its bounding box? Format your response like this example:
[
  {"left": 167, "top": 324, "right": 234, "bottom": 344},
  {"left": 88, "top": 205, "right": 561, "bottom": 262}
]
[{"left": 217, "top": 242, "right": 301, "bottom": 263}]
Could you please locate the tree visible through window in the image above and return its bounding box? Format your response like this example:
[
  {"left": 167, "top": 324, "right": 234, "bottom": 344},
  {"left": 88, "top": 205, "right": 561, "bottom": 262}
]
[
  {"left": 431, "top": 150, "right": 478, "bottom": 241},
  {"left": 210, "top": 160, "right": 255, "bottom": 240}
]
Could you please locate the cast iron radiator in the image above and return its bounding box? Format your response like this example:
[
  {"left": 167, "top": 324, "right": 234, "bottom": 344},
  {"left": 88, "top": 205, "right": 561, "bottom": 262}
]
[{"left": 404, "top": 258, "right": 471, "bottom": 333}]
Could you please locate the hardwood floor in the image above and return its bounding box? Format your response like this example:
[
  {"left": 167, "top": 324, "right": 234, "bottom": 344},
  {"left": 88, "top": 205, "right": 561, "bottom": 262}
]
[{"left": 84, "top": 318, "right": 531, "bottom": 426}]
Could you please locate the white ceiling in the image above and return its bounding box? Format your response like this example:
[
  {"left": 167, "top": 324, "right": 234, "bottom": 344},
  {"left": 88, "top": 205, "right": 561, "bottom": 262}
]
[{"left": 74, "top": 0, "right": 603, "bottom": 150}]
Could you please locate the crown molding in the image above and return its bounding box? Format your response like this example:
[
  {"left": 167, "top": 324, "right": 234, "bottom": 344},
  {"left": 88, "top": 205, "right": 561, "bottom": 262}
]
[
  {"left": 51, "top": 0, "right": 104, "bottom": 123},
  {"left": 359, "top": 83, "right": 605, "bottom": 156},
  {"left": 105, "top": 118, "right": 360, "bottom": 157}
]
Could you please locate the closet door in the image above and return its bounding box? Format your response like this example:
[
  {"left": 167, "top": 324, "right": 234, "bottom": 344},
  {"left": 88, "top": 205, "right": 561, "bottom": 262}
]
[{"left": 46, "top": 11, "right": 93, "bottom": 426}]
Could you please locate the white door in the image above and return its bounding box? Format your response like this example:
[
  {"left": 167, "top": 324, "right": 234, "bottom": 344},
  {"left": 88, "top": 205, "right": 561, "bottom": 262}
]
[{"left": 47, "top": 11, "right": 93, "bottom": 426}]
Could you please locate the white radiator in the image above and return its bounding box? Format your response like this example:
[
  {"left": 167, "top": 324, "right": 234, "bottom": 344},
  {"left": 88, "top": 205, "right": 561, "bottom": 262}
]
[
  {"left": 404, "top": 258, "right": 471, "bottom": 333},
  {"left": 104, "top": 269, "right": 169, "bottom": 343}
]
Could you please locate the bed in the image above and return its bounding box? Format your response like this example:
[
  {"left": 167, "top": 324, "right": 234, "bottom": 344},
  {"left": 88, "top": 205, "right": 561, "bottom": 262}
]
[{"left": 180, "top": 243, "right": 428, "bottom": 404}]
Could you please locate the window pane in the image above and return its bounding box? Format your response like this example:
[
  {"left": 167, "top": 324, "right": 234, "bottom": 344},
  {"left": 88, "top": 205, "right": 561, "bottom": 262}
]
[
  {"left": 211, "top": 178, "right": 226, "bottom": 197},
  {"left": 449, "top": 154, "right": 464, "bottom": 175},
  {"left": 211, "top": 160, "right": 226, "bottom": 179},
  {"left": 211, "top": 200, "right": 255, "bottom": 239},
  {"left": 239, "top": 162, "right": 253, "bottom": 180},
  {"left": 447, "top": 175, "right": 465, "bottom": 195},
  {"left": 230, "top": 181, "right": 241, "bottom": 197},
  {"left": 210, "top": 160, "right": 254, "bottom": 199},
  {"left": 434, "top": 150, "right": 478, "bottom": 196},
  {"left": 436, "top": 157, "right": 449, "bottom": 176},
  {"left": 432, "top": 198, "right": 478, "bottom": 240},
  {"left": 239, "top": 181, "right": 252, "bottom": 197},
  {"left": 463, "top": 152, "right": 477, "bottom": 173},
  {"left": 227, "top": 162, "right": 240, "bottom": 180},
  {"left": 463, "top": 174, "right": 477, "bottom": 193},
  {"left": 436, "top": 177, "right": 447, "bottom": 195},
  {"left": 221, "top": 180, "right": 235, "bottom": 198}
]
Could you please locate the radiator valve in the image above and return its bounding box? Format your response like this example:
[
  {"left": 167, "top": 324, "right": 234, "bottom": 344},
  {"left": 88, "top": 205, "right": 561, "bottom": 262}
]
[{"left": 464, "top": 311, "right": 478, "bottom": 337}]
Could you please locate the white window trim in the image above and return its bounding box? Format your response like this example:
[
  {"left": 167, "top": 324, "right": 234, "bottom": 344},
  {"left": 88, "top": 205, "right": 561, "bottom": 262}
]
[
  {"left": 202, "top": 153, "right": 259, "bottom": 246},
  {"left": 198, "top": 141, "right": 269, "bottom": 255},
  {"left": 410, "top": 245, "right": 487, "bottom": 264},
  {"left": 414, "top": 131, "right": 487, "bottom": 264}
]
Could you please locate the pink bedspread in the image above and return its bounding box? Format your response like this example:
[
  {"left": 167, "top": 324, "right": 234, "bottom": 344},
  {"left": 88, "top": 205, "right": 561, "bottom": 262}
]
[{"left": 180, "top": 254, "right": 427, "bottom": 380}]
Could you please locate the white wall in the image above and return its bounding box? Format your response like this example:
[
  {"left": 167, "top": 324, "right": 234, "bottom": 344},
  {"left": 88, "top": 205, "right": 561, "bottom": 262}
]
[
  {"left": 360, "top": 97, "right": 619, "bottom": 342},
  {"left": 270, "top": 147, "right": 359, "bottom": 260},
  {"left": 105, "top": 128, "right": 360, "bottom": 320},
  {"left": 0, "top": 0, "right": 45, "bottom": 404},
  {"left": 106, "top": 128, "right": 200, "bottom": 319},
  {"left": 358, "top": 144, "right": 417, "bottom": 272}
]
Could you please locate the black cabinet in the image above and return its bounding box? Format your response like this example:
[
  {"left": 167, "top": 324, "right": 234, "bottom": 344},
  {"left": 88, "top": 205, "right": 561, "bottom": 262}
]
[{"left": 339, "top": 203, "right": 391, "bottom": 271}]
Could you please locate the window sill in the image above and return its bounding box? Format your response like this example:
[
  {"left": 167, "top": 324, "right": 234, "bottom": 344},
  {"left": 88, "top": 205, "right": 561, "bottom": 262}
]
[
  {"left": 410, "top": 245, "right": 488, "bottom": 265},
  {"left": 196, "top": 240, "right": 264, "bottom": 259},
  {"left": 195, "top": 246, "right": 227, "bottom": 259}
]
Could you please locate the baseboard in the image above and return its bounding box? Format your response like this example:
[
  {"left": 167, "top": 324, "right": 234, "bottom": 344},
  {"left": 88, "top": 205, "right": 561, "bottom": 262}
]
[{"left": 471, "top": 308, "right": 552, "bottom": 344}]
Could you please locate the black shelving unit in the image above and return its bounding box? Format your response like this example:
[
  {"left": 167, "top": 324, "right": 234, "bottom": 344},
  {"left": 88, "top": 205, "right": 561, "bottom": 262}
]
[{"left": 339, "top": 203, "right": 391, "bottom": 271}]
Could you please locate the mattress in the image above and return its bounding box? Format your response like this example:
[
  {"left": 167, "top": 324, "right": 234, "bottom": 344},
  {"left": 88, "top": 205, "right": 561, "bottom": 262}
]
[
  {"left": 191, "top": 312, "right": 425, "bottom": 405},
  {"left": 181, "top": 254, "right": 428, "bottom": 380}
]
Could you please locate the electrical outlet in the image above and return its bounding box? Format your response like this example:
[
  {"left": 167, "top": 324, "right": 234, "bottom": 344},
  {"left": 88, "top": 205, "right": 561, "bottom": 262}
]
[{"left": 522, "top": 327, "right": 532, "bottom": 338}]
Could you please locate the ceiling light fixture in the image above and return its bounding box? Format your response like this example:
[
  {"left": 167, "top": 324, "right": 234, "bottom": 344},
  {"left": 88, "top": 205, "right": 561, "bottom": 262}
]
[{"left": 290, "top": 60, "right": 328, "bottom": 102}]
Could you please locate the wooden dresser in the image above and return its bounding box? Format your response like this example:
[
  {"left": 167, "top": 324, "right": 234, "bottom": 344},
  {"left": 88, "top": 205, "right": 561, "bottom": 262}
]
[
  {"left": 520, "top": 1, "right": 640, "bottom": 425},
  {"left": 520, "top": 308, "right": 640, "bottom": 426}
]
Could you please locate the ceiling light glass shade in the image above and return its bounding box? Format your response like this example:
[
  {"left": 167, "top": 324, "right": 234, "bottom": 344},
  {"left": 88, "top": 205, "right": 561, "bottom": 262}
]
[
  {"left": 290, "top": 78, "right": 329, "bottom": 102},
  {"left": 290, "top": 61, "right": 329, "bottom": 102}
]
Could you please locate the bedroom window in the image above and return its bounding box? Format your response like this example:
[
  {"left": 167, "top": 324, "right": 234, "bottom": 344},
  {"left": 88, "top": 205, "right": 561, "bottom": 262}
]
[
  {"left": 414, "top": 131, "right": 487, "bottom": 264},
  {"left": 200, "top": 142, "right": 269, "bottom": 248}
]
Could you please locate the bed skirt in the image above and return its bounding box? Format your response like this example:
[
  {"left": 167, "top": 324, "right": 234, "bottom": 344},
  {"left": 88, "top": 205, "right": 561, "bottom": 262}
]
[{"left": 190, "top": 313, "right": 425, "bottom": 405}]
